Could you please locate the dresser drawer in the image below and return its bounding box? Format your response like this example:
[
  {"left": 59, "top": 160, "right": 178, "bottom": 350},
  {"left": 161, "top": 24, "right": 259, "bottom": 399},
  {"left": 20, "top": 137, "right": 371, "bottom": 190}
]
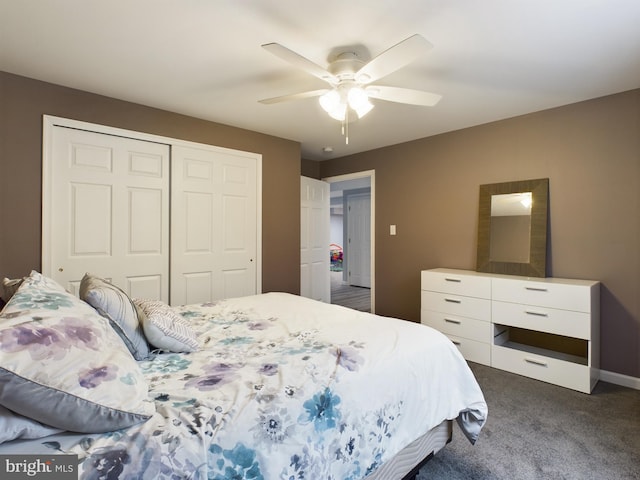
[
  {"left": 492, "top": 301, "right": 591, "bottom": 339},
  {"left": 491, "top": 343, "right": 594, "bottom": 393},
  {"left": 445, "top": 334, "right": 490, "bottom": 366},
  {"left": 421, "top": 269, "right": 491, "bottom": 299},
  {"left": 421, "top": 291, "right": 491, "bottom": 321},
  {"left": 492, "top": 277, "right": 598, "bottom": 313},
  {"left": 421, "top": 309, "right": 492, "bottom": 343}
]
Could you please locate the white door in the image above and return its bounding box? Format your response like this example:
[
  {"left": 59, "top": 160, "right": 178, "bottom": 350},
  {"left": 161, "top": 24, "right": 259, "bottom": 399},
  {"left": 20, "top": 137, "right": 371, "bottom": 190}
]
[
  {"left": 300, "top": 177, "right": 330, "bottom": 302},
  {"left": 171, "top": 145, "right": 258, "bottom": 305},
  {"left": 43, "top": 126, "right": 170, "bottom": 299},
  {"left": 347, "top": 193, "right": 371, "bottom": 288}
]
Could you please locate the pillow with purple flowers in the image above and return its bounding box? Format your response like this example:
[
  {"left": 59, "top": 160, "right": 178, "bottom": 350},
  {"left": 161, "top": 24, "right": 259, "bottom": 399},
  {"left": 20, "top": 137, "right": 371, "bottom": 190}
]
[{"left": 0, "top": 271, "right": 155, "bottom": 433}]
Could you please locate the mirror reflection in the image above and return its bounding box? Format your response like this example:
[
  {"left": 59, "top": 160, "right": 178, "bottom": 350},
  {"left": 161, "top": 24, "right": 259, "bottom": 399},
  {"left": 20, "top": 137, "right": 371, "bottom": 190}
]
[{"left": 490, "top": 192, "right": 532, "bottom": 263}]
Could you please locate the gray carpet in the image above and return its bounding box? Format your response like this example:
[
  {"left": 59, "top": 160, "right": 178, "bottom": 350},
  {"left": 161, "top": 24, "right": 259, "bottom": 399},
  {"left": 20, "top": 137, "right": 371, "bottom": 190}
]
[{"left": 417, "top": 363, "right": 640, "bottom": 479}]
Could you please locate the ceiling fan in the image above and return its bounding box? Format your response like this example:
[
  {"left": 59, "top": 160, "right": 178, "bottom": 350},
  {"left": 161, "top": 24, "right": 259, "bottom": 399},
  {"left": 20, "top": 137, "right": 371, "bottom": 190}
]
[{"left": 259, "top": 34, "right": 442, "bottom": 142}]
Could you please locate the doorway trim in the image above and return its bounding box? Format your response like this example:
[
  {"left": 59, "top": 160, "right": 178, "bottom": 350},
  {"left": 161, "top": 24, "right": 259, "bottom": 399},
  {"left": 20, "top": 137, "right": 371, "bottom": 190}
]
[{"left": 323, "top": 170, "right": 375, "bottom": 313}]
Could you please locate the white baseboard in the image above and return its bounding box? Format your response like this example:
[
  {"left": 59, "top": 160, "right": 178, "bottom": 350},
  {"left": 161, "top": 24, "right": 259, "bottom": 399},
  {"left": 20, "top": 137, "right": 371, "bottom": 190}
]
[{"left": 599, "top": 369, "right": 640, "bottom": 390}]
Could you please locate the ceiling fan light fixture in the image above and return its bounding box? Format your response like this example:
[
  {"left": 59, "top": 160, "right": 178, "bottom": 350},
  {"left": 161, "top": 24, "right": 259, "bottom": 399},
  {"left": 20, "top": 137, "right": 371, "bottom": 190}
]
[
  {"left": 328, "top": 104, "right": 347, "bottom": 121},
  {"left": 320, "top": 86, "right": 373, "bottom": 121},
  {"left": 319, "top": 89, "right": 340, "bottom": 113},
  {"left": 319, "top": 90, "right": 347, "bottom": 122},
  {"left": 348, "top": 87, "right": 374, "bottom": 118},
  {"left": 319, "top": 89, "right": 347, "bottom": 121}
]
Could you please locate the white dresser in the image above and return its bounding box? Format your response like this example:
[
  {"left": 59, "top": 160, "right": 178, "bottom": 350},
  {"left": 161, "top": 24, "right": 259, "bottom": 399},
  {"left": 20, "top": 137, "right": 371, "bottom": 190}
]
[
  {"left": 420, "top": 269, "right": 492, "bottom": 366},
  {"left": 421, "top": 268, "right": 600, "bottom": 393}
]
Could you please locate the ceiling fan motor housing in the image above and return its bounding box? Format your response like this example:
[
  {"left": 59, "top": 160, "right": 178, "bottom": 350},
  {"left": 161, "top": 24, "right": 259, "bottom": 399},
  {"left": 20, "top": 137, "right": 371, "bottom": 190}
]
[{"left": 328, "top": 52, "right": 367, "bottom": 84}]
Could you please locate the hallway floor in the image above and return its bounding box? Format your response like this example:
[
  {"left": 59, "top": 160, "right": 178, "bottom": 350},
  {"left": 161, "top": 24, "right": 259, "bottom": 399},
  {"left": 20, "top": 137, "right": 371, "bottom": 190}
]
[{"left": 330, "top": 272, "right": 371, "bottom": 312}]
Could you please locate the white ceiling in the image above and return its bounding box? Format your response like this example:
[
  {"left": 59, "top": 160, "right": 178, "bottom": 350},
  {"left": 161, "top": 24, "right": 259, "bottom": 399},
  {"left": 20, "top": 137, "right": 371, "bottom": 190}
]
[{"left": 2, "top": 1, "right": 639, "bottom": 160}]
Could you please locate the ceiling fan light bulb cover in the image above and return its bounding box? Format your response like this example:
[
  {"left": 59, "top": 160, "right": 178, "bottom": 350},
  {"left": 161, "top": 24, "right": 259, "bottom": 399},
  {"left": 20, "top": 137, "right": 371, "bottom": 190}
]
[
  {"left": 319, "top": 90, "right": 340, "bottom": 113},
  {"left": 328, "top": 104, "right": 347, "bottom": 121},
  {"left": 354, "top": 102, "right": 374, "bottom": 118},
  {"left": 348, "top": 87, "right": 373, "bottom": 118},
  {"left": 347, "top": 87, "right": 367, "bottom": 106}
]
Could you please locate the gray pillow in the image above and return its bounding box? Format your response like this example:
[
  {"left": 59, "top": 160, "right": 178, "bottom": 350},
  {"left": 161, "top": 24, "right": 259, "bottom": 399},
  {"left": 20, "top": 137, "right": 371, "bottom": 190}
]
[
  {"left": 79, "top": 273, "right": 150, "bottom": 360},
  {"left": 1, "top": 277, "right": 25, "bottom": 303}
]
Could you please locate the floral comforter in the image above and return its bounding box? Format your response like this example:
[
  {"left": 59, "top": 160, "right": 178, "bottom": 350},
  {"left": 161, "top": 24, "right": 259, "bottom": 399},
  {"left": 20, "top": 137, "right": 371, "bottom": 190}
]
[{"left": 1, "top": 292, "right": 487, "bottom": 479}]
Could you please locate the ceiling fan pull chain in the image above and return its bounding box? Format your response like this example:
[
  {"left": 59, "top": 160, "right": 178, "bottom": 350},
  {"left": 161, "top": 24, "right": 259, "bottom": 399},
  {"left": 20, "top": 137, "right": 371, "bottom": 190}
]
[{"left": 345, "top": 109, "right": 349, "bottom": 144}]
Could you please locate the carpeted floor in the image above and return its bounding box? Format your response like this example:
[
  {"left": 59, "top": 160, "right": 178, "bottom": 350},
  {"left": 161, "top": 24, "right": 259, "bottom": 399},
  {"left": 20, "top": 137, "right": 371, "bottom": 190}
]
[{"left": 417, "top": 363, "right": 640, "bottom": 479}]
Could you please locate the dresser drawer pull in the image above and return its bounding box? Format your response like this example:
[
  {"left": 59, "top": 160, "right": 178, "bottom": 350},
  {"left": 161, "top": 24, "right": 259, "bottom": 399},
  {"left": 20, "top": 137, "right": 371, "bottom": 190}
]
[
  {"left": 451, "top": 340, "right": 461, "bottom": 346},
  {"left": 524, "top": 357, "right": 548, "bottom": 367},
  {"left": 525, "top": 310, "right": 548, "bottom": 317},
  {"left": 444, "top": 298, "right": 462, "bottom": 304},
  {"left": 444, "top": 318, "right": 461, "bottom": 325},
  {"left": 445, "top": 277, "right": 462, "bottom": 283},
  {"left": 525, "top": 286, "right": 548, "bottom": 292}
]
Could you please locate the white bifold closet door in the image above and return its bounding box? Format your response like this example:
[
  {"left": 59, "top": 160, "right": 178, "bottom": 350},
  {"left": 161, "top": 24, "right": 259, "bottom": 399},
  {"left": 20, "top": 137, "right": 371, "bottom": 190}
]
[
  {"left": 44, "top": 126, "right": 170, "bottom": 299},
  {"left": 170, "top": 145, "right": 257, "bottom": 305},
  {"left": 43, "top": 120, "right": 258, "bottom": 305}
]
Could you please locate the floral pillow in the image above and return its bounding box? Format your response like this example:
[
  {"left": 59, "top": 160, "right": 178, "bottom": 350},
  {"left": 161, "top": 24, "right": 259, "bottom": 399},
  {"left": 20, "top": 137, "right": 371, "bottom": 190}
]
[
  {"left": 134, "top": 298, "right": 199, "bottom": 353},
  {"left": 79, "top": 273, "right": 150, "bottom": 360},
  {"left": 0, "top": 271, "right": 155, "bottom": 433},
  {"left": 0, "top": 271, "right": 97, "bottom": 329}
]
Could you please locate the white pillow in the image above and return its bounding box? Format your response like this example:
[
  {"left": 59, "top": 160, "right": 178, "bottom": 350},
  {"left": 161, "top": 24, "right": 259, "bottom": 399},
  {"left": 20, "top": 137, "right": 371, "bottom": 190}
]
[
  {"left": 134, "top": 299, "right": 199, "bottom": 353},
  {"left": 0, "top": 405, "right": 63, "bottom": 444}
]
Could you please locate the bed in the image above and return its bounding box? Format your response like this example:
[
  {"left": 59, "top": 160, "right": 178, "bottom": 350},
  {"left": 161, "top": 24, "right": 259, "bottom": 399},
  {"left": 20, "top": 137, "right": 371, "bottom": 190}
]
[{"left": 0, "top": 271, "right": 487, "bottom": 479}]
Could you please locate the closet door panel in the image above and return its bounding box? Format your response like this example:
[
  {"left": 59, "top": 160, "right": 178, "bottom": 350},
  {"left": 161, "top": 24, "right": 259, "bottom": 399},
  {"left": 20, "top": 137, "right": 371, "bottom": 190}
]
[
  {"left": 184, "top": 272, "right": 213, "bottom": 305},
  {"left": 127, "top": 274, "right": 163, "bottom": 300},
  {"left": 71, "top": 182, "right": 112, "bottom": 256},
  {"left": 128, "top": 187, "right": 164, "bottom": 254},
  {"left": 44, "top": 126, "right": 170, "bottom": 301},
  {"left": 184, "top": 192, "right": 214, "bottom": 253},
  {"left": 171, "top": 146, "right": 257, "bottom": 305},
  {"left": 218, "top": 156, "right": 257, "bottom": 301}
]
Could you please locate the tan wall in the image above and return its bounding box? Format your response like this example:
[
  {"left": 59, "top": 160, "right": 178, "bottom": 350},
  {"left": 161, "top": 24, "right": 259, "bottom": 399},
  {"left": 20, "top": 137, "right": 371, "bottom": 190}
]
[
  {"left": 319, "top": 89, "right": 640, "bottom": 378},
  {"left": 301, "top": 157, "right": 321, "bottom": 179},
  {"left": 0, "top": 71, "right": 301, "bottom": 295}
]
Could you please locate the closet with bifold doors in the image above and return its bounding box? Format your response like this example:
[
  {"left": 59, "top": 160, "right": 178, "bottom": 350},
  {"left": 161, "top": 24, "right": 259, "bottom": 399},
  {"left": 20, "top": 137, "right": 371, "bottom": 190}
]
[{"left": 42, "top": 116, "right": 261, "bottom": 306}]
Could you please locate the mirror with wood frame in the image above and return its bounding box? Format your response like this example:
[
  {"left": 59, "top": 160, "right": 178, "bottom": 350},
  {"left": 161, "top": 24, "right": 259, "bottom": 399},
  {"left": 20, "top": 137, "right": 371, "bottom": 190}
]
[{"left": 476, "top": 178, "right": 549, "bottom": 277}]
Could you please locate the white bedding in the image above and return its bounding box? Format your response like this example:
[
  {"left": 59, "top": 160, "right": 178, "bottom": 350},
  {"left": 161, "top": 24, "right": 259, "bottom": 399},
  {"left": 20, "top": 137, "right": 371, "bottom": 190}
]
[{"left": 0, "top": 292, "right": 487, "bottom": 479}]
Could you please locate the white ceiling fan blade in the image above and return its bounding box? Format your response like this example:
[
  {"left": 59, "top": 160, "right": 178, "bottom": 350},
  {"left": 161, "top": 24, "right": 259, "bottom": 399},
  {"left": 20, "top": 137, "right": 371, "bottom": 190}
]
[
  {"left": 262, "top": 43, "right": 336, "bottom": 84},
  {"left": 259, "top": 89, "right": 329, "bottom": 105},
  {"left": 365, "top": 86, "right": 442, "bottom": 106},
  {"left": 355, "top": 34, "right": 433, "bottom": 84}
]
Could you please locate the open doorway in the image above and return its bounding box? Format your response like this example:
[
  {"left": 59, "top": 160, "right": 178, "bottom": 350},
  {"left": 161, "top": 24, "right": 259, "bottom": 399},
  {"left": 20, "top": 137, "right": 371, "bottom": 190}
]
[{"left": 324, "top": 171, "right": 374, "bottom": 313}]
